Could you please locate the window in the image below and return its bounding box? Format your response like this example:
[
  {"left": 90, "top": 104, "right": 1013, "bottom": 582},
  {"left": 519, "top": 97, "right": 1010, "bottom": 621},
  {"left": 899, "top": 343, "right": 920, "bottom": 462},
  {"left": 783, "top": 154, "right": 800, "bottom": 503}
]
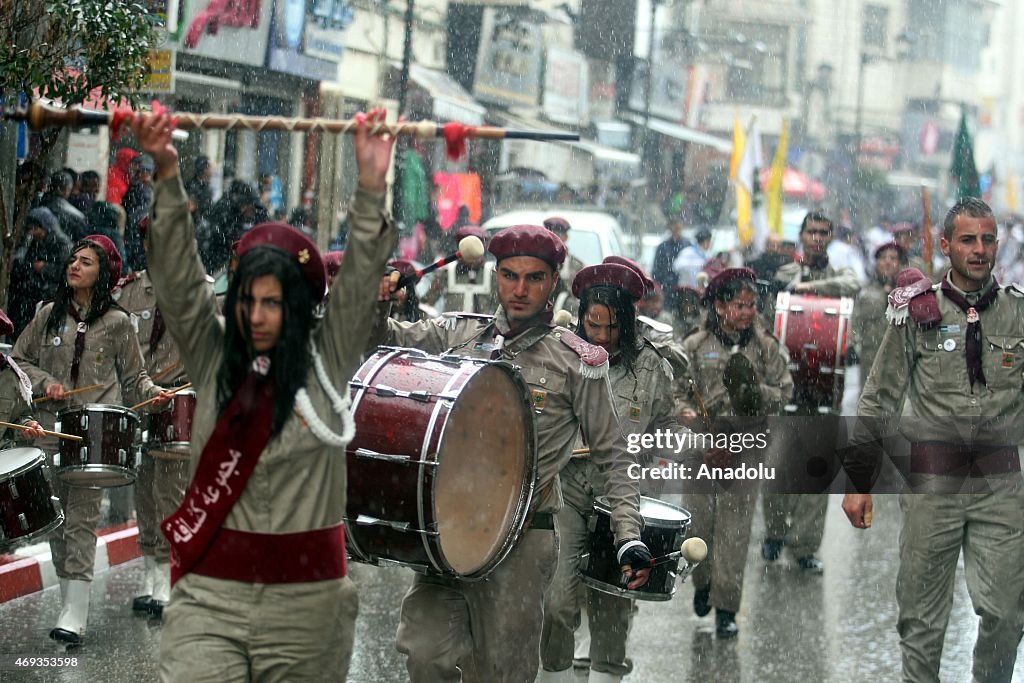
[{"left": 863, "top": 5, "right": 889, "bottom": 50}]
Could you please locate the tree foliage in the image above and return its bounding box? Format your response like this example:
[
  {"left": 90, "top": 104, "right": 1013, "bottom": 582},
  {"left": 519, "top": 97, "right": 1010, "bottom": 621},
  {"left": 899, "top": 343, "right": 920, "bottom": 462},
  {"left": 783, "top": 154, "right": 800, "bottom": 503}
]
[{"left": 0, "top": 0, "right": 163, "bottom": 312}]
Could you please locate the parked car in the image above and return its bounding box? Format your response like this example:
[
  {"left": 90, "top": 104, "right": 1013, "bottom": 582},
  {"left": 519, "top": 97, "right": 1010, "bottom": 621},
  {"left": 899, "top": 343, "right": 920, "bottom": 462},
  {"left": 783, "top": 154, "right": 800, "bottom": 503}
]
[{"left": 482, "top": 207, "right": 628, "bottom": 265}]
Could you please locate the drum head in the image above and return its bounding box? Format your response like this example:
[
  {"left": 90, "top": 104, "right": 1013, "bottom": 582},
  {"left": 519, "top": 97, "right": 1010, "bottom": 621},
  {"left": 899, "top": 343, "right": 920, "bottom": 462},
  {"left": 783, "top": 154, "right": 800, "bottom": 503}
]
[
  {"left": 0, "top": 448, "right": 44, "bottom": 478},
  {"left": 594, "top": 495, "right": 692, "bottom": 529},
  {"left": 434, "top": 364, "right": 534, "bottom": 576}
]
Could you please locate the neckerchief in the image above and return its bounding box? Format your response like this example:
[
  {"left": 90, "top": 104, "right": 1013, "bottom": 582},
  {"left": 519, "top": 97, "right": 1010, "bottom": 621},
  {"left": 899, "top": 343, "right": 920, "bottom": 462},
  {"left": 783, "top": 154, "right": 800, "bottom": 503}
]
[
  {"left": 67, "top": 304, "right": 90, "bottom": 387},
  {"left": 162, "top": 358, "right": 275, "bottom": 585},
  {"left": 939, "top": 276, "right": 999, "bottom": 389},
  {"left": 148, "top": 306, "right": 166, "bottom": 359}
]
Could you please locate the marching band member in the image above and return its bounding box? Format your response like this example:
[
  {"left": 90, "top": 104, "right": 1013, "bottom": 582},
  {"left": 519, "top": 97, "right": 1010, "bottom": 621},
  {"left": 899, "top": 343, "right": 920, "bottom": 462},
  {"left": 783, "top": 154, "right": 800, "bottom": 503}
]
[
  {"left": 375, "top": 225, "right": 649, "bottom": 683},
  {"left": 681, "top": 268, "right": 793, "bottom": 638},
  {"left": 12, "top": 234, "right": 170, "bottom": 646},
  {"left": 132, "top": 106, "right": 397, "bottom": 682},
  {"left": 540, "top": 261, "right": 685, "bottom": 683},
  {"left": 0, "top": 308, "right": 45, "bottom": 445}
]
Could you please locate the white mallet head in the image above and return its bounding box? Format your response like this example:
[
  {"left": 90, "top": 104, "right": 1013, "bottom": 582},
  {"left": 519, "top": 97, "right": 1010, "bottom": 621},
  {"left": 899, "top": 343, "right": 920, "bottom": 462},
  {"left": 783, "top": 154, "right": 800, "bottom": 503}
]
[
  {"left": 457, "top": 235, "right": 485, "bottom": 262},
  {"left": 681, "top": 537, "right": 708, "bottom": 563},
  {"left": 552, "top": 309, "right": 574, "bottom": 328}
]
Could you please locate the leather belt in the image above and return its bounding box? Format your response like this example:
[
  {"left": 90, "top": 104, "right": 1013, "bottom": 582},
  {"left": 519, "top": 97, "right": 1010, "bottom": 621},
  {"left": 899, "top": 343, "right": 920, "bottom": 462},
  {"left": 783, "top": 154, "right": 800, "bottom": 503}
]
[
  {"left": 192, "top": 523, "right": 347, "bottom": 584},
  {"left": 910, "top": 442, "right": 1020, "bottom": 477}
]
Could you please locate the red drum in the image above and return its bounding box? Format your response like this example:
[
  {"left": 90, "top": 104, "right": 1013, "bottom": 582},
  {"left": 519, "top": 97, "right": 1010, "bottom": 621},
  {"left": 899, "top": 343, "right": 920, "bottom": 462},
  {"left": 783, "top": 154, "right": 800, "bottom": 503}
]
[
  {"left": 774, "top": 292, "right": 854, "bottom": 412},
  {"left": 346, "top": 347, "right": 537, "bottom": 579},
  {"left": 54, "top": 404, "right": 141, "bottom": 488},
  {"left": 0, "top": 448, "right": 62, "bottom": 549},
  {"left": 579, "top": 496, "right": 692, "bottom": 601},
  {"left": 145, "top": 390, "right": 196, "bottom": 454}
]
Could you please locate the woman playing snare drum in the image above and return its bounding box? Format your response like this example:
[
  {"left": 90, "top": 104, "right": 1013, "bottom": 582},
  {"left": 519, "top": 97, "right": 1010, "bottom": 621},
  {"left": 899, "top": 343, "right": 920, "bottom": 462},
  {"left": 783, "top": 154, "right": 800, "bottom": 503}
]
[{"left": 12, "top": 234, "right": 171, "bottom": 646}]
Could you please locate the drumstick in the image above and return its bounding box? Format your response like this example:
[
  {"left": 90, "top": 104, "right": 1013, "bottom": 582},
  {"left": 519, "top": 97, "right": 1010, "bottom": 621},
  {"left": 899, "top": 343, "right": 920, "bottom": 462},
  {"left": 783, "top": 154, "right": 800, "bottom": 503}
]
[
  {"left": 863, "top": 509, "right": 873, "bottom": 528},
  {"left": 0, "top": 421, "right": 82, "bottom": 442},
  {"left": 130, "top": 383, "right": 193, "bottom": 411},
  {"left": 151, "top": 362, "right": 181, "bottom": 382},
  {"left": 33, "top": 383, "right": 104, "bottom": 404}
]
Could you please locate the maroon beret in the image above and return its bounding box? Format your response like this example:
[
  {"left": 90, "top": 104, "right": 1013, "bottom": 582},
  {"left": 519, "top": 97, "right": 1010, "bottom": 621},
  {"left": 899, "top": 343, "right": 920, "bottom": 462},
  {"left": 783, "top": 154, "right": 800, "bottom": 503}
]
[
  {"left": 488, "top": 224, "right": 567, "bottom": 269},
  {"left": 452, "top": 225, "right": 488, "bottom": 245},
  {"left": 388, "top": 259, "right": 418, "bottom": 279},
  {"left": 237, "top": 222, "right": 327, "bottom": 302},
  {"left": 543, "top": 216, "right": 571, "bottom": 233},
  {"left": 572, "top": 263, "right": 646, "bottom": 301},
  {"left": 873, "top": 241, "right": 908, "bottom": 262},
  {"left": 324, "top": 250, "right": 344, "bottom": 277},
  {"left": 704, "top": 267, "right": 757, "bottom": 304},
  {"left": 0, "top": 308, "right": 12, "bottom": 337},
  {"left": 82, "top": 234, "right": 122, "bottom": 284},
  {"left": 603, "top": 255, "right": 654, "bottom": 293}
]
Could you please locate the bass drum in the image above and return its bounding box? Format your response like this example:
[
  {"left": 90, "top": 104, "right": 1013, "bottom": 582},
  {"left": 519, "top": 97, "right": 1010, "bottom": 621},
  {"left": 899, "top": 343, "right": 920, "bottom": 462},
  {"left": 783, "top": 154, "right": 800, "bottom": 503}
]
[{"left": 346, "top": 347, "right": 537, "bottom": 579}]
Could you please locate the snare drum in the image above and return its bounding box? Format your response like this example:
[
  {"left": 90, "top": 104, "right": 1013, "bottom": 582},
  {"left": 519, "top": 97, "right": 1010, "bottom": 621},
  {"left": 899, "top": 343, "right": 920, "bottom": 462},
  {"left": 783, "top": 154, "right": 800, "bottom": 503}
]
[
  {"left": 346, "top": 347, "right": 537, "bottom": 579},
  {"left": 145, "top": 390, "right": 196, "bottom": 454},
  {"left": 0, "top": 448, "right": 62, "bottom": 548},
  {"left": 579, "top": 496, "right": 692, "bottom": 601},
  {"left": 54, "top": 404, "right": 141, "bottom": 488},
  {"left": 774, "top": 292, "right": 854, "bottom": 412}
]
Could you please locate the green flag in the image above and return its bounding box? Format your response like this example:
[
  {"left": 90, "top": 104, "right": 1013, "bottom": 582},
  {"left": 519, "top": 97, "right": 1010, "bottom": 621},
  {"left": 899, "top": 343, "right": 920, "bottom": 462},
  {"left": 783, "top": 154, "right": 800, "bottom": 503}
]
[{"left": 950, "top": 108, "right": 981, "bottom": 199}]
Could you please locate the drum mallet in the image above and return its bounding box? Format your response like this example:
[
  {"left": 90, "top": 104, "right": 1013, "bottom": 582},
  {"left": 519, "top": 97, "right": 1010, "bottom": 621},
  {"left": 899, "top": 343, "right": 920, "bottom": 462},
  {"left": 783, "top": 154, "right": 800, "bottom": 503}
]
[
  {"left": 620, "top": 537, "right": 707, "bottom": 585},
  {"left": 392, "top": 236, "right": 486, "bottom": 291},
  {"left": 0, "top": 421, "right": 82, "bottom": 442}
]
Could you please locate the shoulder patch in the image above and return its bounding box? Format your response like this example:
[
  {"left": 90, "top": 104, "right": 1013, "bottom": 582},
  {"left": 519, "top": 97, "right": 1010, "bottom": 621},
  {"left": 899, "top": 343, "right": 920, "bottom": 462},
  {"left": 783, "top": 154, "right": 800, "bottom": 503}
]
[
  {"left": 554, "top": 328, "right": 608, "bottom": 367},
  {"left": 115, "top": 272, "right": 138, "bottom": 289}
]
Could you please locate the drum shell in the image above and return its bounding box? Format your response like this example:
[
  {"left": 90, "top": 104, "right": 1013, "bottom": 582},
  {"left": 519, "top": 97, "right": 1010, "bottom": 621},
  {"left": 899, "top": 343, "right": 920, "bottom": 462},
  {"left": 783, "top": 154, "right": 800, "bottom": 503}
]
[
  {"left": 579, "top": 496, "right": 692, "bottom": 601},
  {"left": 0, "top": 448, "right": 63, "bottom": 548},
  {"left": 55, "top": 404, "right": 141, "bottom": 488},
  {"left": 774, "top": 293, "right": 854, "bottom": 411},
  {"left": 345, "top": 348, "right": 537, "bottom": 579},
  {"left": 145, "top": 390, "right": 196, "bottom": 452}
]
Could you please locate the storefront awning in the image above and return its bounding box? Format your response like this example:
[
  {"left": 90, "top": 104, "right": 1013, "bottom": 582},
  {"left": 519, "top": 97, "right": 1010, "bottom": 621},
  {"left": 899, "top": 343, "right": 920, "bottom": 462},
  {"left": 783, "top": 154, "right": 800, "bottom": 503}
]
[
  {"left": 388, "top": 62, "right": 486, "bottom": 126},
  {"left": 624, "top": 113, "right": 732, "bottom": 154}
]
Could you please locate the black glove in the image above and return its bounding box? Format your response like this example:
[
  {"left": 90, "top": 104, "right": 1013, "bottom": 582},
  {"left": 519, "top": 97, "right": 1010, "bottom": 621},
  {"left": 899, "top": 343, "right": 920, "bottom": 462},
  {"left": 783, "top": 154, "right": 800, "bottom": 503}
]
[
  {"left": 724, "top": 353, "right": 763, "bottom": 416},
  {"left": 616, "top": 540, "right": 653, "bottom": 571}
]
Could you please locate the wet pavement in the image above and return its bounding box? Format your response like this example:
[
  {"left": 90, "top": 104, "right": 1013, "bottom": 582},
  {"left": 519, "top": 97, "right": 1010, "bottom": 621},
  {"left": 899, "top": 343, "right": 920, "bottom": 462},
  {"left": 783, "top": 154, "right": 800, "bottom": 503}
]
[{"left": 2, "top": 493, "right": 1020, "bottom": 682}]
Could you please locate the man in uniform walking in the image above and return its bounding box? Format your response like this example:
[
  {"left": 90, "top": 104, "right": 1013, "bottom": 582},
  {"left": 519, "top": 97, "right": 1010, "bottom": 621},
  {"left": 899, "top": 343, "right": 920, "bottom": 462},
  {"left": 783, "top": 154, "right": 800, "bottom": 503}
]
[
  {"left": 376, "top": 224, "right": 650, "bottom": 683},
  {"left": 844, "top": 197, "right": 1024, "bottom": 683}
]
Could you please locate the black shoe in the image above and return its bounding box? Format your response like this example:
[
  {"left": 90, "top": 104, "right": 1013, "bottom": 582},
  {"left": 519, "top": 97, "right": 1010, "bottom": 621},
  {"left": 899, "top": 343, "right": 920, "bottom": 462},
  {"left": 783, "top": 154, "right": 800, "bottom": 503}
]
[
  {"left": 49, "top": 628, "right": 82, "bottom": 646},
  {"left": 715, "top": 610, "right": 738, "bottom": 639},
  {"left": 693, "top": 587, "right": 711, "bottom": 617},
  {"left": 132, "top": 595, "right": 153, "bottom": 612},
  {"left": 761, "top": 538, "right": 784, "bottom": 561},
  {"left": 797, "top": 556, "right": 824, "bottom": 574}
]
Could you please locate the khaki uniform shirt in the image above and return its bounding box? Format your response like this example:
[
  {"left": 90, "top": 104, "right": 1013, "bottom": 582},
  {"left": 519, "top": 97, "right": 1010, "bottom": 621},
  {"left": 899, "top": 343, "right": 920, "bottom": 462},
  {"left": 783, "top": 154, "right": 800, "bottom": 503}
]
[
  {"left": 682, "top": 327, "right": 793, "bottom": 418},
  {"left": 774, "top": 260, "right": 862, "bottom": 298},
  {"left": 0, "top": 359, "right": 36, "bottom": 445},
  {"left": 849, "top": 279, "right": 891, "bottom": 376},
  {"left": 374, "top": 308, "right": 643, "bottom": 543},
  {"left": 114, "top": 270, "right": 189, "bottom": 386},
  {"left": 13, "top": 302, "right": 158, "bottom": 431},
  {"left": 146, "top": 175, "right": 397, "bottom": 536},
  {"left": 850, "top": 274, "right": 1024, "bottom": 486}
]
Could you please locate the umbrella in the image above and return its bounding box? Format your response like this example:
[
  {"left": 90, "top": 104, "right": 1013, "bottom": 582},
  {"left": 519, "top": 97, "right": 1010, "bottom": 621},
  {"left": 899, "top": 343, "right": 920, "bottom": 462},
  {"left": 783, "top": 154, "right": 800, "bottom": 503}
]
[{"left": 759, "top": 167, "right": 826, "bottom": 202}]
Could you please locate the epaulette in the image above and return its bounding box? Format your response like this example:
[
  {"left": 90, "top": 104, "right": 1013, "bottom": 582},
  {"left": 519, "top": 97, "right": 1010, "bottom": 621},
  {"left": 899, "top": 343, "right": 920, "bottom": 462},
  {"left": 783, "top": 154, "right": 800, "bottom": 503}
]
[
  {"left": 886, "top": 280, "right": 939, "bottom": 326},
  {"left": 552, "top": 327, "right": 608, "bottom": 379},
  {"left": 435, "top": 311, "right": 493, "bottom": 331},
  {"left": 4, "top": 357, "right": 33, "bottom": 406},
  {"left": 115, "top": 272, "right": 139, "bottom": 289},
  {"left": 1004, "top": 283, "right": 1024, "bottom": 298}
]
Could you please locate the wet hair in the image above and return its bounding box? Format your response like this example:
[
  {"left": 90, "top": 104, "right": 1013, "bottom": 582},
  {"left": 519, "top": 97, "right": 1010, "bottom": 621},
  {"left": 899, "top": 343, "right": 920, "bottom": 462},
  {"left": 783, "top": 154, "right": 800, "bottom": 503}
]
[
  {"left": 392, "top": 284, "right": 423, "bottom": 322},
  {"left": 943, "top": 197, "right": 994, "bottom": 241},
  {"left": 704, "top": 279, "right": 759, "bottom": 333},
  {"left": 576, "top": 285, "right": 640, "bottom": 373},
  {"left": 45, "top": 241, "right": 115, "bottom": 336},
  {"left": 219, "top": 246, "right": 314, "bottom": 436},
  {"left": 800, "top": 211, "right": 833, "bottom": 234}
]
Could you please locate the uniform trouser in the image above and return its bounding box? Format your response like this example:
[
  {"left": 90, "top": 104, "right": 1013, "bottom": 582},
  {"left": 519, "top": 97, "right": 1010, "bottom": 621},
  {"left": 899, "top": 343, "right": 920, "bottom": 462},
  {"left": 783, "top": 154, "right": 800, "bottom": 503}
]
[
  {"left": 396, "top": 528, "right": 557, "bottom": 682},
  {"left": 540, "top": 502, "right": 632, "bottom": 676},
  {"left": 160, "top": 573, "right": 359, "bottom": 683},
  {"left": 897, "top": 485, "right": 1024, "bottom": 683},
  {"left": 134, "top": 451, "right": 190, "bottom": 561},
  {"left": 48, "top": 467, "right": 103, "bottom": 581},
  {"left": 684, "top": 487, "right": 757, "bottom": 614},
  {"left": 762, "top": 492, "right": 827, "bottom": 557}
]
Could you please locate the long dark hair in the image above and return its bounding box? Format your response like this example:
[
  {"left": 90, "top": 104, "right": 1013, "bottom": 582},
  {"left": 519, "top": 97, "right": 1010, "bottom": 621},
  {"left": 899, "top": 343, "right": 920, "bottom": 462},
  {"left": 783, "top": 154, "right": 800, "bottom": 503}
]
[
  {"left": 576, "top": 285, "right": 640, "bottom": 373},
  {"left": 45, "top": 241, "right": 115, "bottom": 336},
  {"left": 392, "top": 284, "right": 422, "bottom": 322},
  {"left": 219, "top": 246, "right": 314, "bottom": 436}
]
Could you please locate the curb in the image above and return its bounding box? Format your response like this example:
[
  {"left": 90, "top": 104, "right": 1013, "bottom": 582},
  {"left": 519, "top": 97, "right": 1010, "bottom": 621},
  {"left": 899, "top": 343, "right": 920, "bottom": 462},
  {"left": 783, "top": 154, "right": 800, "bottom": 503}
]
[{"left": 0, "top": 522, "right": 140, "bottom": 604}]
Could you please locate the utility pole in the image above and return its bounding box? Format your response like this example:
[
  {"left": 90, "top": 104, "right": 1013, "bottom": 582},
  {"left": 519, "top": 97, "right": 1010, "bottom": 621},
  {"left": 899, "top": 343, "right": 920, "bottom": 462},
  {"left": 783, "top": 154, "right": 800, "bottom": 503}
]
[{"left": 394, "top": 0, "right": 416, "bottom": 227}]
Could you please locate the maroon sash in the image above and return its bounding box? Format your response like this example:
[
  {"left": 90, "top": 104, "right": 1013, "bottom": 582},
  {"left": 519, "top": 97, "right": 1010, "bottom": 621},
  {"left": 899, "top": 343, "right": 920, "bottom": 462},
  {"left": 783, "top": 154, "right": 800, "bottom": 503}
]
[{"left": 162, "top": 369, "right": 274, "bottom": 585}]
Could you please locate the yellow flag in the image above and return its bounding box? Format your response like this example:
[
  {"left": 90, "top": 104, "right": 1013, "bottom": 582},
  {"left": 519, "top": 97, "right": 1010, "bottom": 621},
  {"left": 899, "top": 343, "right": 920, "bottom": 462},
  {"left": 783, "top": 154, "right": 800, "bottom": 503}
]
[
  {"left": 1008, "top": 172, "right": 1018, "bottom": 212},
  {"left": 729, "top": 118, "right": 746, "bottom": 180},
  {"left": 767, "top": 120, "right": 789, "bottom": 237}
]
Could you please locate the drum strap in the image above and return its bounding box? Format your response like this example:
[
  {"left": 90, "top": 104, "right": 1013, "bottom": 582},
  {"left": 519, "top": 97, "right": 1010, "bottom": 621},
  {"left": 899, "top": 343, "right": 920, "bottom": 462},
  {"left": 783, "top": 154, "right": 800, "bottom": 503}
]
[{"left": 162, "top": 362, "right": 275, "bottom": 586}]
